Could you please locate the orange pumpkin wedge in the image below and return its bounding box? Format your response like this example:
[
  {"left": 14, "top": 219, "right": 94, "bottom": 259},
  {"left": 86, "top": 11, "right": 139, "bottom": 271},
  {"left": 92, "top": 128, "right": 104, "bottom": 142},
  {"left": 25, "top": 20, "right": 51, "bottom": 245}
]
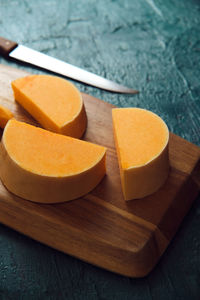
[
  {"left": 11, "top": 75, "right": 87, "bottom": 138},
  {"left": 0, "top": 119, "right": 106, "bottom": 203},
  {"left": 112, "top": 108, "right": 169, "bottom": 200},
  {"left": 0, "top": 104, "right": 13, "bottom": 128}
]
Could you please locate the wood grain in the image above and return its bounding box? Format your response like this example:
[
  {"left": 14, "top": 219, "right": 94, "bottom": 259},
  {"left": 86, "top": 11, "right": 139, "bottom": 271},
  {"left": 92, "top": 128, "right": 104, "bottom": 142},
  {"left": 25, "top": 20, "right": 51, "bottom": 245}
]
[{"left": 0, "top": 64, "right": 199, "bottom": 277}]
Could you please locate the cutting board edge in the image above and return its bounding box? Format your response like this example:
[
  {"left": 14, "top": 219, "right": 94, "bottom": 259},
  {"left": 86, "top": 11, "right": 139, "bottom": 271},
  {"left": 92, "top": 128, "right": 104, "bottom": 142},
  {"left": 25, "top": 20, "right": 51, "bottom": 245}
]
[
  {"left": 0, "top": 195, "right": 169, "bottom": 277},
  {"left": 157, "top": 155, "right": 200, "bottom": 242}
]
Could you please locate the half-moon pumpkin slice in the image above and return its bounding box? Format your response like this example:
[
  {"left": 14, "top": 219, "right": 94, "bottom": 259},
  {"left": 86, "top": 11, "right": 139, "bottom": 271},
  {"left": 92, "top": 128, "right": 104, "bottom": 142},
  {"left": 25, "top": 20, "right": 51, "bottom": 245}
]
[
  {"left": 112, "top": 108, "right": 169, "bottom": 200},
  {"left": 11, "top": 75, "right": 87, "bottom": 138},
  {"left": 0, "top": 119, "right": 106, "bottom": 203}
]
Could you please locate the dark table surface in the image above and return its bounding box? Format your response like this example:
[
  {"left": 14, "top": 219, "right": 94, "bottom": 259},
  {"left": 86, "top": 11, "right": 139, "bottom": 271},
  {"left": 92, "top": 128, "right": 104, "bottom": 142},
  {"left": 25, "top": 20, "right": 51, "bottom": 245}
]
[{"left": 0, "top": 0, "right": 200, "bottom": 299}]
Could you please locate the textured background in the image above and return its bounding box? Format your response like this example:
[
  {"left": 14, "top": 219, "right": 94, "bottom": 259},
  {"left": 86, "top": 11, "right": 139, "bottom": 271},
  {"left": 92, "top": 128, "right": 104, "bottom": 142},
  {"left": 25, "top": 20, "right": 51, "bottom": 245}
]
[{"left": 0, "top": 0, "right": 200, "bottom": 299}]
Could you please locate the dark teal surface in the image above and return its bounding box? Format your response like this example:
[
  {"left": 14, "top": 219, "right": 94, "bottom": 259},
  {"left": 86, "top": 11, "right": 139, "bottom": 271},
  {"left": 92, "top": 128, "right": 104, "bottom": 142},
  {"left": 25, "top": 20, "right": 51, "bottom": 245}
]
[{"left": 0, "top": 0, "right": 200, "bottom": 299}]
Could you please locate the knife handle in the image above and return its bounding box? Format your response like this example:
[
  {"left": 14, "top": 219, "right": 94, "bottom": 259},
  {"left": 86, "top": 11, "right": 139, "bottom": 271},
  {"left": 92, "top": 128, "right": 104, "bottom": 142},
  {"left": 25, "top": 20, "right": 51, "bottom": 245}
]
[{"left": 0, "top": 37, "right": 18, "bottom": 56}]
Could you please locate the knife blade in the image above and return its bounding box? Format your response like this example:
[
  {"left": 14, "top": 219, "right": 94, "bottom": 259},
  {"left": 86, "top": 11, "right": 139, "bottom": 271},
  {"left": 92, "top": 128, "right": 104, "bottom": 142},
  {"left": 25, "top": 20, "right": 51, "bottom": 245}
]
[{"left": 0, "top": 36, "right": 138, "bottom": 94}]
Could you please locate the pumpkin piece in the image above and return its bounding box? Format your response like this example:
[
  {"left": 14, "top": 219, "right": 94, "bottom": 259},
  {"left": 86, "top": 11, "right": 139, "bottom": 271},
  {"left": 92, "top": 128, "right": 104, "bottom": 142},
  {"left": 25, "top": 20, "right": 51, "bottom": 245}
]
[
  {"left": 0, "top": 119, "right": 106, "bottom": 203},
  {"left": 112, "top": 108, "right": 169, "bottom": 200},
  {"left": 11, "top": 75, "right": 87, "bottom": 138},
  {"left": 0, "top": 104, "right": 13, "bottom": 128}
]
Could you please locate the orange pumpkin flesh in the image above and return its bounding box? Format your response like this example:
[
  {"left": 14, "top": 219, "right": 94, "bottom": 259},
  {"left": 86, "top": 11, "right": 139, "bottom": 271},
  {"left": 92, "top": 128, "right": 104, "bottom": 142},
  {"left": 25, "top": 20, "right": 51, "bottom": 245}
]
[
  {"left": 112, "top": 108, "right": 169, "bottom": 200},
  {"left": 0, "top": 104, "right": 13, "bottom": 128},
  {"left": 0, "top": 119, "right": 106, "bottom": 203},
  {"left": 11, "top": 75, "right": 87, "bottom": 138}
]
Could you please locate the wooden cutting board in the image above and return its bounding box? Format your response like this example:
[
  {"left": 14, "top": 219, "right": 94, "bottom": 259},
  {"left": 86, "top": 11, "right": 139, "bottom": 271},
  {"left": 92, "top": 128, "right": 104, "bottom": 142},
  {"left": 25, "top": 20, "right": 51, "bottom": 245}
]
[{"left": 0, "top": 64, "right": 199, "bottom": 277}]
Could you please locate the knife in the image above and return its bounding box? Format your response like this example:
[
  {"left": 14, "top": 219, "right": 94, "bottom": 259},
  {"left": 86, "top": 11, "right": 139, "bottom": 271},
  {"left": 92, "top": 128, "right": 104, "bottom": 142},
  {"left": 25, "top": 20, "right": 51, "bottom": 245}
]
[{"left": 0, "top": 36, "right": 138, "bottom": 94}]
